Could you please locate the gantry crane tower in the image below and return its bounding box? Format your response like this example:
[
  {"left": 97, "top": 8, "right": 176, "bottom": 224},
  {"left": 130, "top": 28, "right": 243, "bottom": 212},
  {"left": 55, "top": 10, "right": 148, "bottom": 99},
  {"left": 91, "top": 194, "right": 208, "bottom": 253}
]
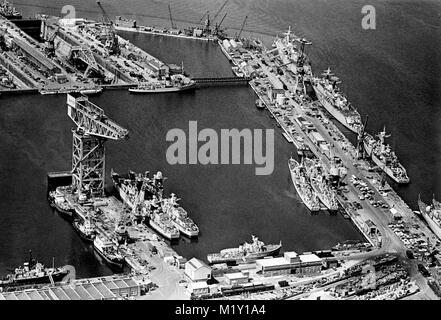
[{"left": 67, "top": 93, "right": 128, "bottom": 198}]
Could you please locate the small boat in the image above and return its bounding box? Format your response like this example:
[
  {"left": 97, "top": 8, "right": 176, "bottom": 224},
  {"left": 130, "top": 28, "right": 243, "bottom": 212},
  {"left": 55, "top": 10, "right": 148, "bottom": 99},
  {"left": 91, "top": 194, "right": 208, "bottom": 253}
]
[
  {"left": 72, "top": 218, "right": 96, "bottom": 242},
  {"left": 93, "top": 235, "right": 125, "bottom": 269},
  {"left": 255, "top": 99, "right": 265, "bottom": 110},
  {"left": 79, "top": 87, "right": 103, "bottom": 95}
]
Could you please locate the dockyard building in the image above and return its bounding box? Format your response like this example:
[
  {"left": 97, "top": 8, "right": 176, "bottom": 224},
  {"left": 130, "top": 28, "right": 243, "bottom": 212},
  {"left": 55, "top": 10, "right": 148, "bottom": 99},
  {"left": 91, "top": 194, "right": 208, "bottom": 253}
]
[
  {"left": 184, "top": 258, "right": 212, "bottom": 282},
  {"left": 256, "top": 251, "right": 323, "bottom": 277}
]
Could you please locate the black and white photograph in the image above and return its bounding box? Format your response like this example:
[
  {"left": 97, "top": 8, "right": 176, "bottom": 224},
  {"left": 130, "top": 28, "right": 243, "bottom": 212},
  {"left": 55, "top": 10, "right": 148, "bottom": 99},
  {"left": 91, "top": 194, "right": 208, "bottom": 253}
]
[{"left": 0, "top": 0, "right": 439, "bottom": 308}]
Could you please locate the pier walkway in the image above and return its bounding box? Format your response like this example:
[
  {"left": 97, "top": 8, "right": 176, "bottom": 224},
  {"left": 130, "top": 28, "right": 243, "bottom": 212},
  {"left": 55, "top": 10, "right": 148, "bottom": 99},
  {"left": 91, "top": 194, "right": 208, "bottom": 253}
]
[{"left": 193, "top": 76, "right": 250, "bottom": 87}]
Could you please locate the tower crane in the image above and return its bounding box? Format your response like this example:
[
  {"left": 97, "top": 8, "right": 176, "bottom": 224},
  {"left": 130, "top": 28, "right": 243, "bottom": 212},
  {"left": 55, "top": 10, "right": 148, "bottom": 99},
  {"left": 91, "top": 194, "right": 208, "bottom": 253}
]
[
  {"left": 96, "top": 0, "right": 120, "bottom": 55},
  {"left": 67, "top": 93, "right": 128, "bottom": 198}
]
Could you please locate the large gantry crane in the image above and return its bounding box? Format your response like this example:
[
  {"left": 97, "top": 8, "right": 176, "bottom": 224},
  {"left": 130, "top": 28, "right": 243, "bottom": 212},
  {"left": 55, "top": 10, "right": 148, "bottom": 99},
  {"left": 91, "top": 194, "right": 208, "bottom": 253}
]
[
  {"left": 67, "top": 93, "right": 128, "bottom": 198},
  {"left": 96, "top": 0, "right": 120, "bottom": 55}
]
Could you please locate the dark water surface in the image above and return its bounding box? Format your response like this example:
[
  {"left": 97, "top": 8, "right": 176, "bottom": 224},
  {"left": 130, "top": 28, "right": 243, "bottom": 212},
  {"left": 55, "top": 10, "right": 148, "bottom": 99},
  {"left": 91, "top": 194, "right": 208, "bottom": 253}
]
[{"left": 1, "top": 0, "right": 439, "bottom": 277}]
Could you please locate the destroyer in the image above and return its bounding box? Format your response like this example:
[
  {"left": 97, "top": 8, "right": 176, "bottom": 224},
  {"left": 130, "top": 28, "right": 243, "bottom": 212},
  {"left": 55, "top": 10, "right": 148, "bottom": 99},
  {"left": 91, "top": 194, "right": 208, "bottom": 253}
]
[
  {"left": 418, "top": 195, "right": 441, "bottom": 241},
  {"left": 313, "top": 68, "right": 362, "bottom": 134},
  {"left": 144, "top": 196, "right": 180, "bottom": 240},
  {"left": 305, "top": 158, "right": 338, "bottom": 211},
  {"left": 0, "top": 251, "right": 68, "bottom": 288},
  {"left": 288, "top": 157, "right": 321, "bottom": 212},
  {"left": 363, "top": 128, "right": 410, "bottom": 184},
  {"left": 162, "top": 193, "right": 199, "bottom": 238},
  {"left": 207, "top": 235, "right": 282, "bottom": 264}
]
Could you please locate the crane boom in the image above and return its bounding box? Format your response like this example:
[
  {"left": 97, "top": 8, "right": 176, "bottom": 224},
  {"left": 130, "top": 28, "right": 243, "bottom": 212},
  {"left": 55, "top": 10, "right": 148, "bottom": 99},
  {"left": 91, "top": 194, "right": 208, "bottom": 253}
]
[
  {"left": 168, "top": 4, "right": 175, "bottom": 29},
  {"left": 213, "top": 0, "right": 229, "bottom": 23},
  {"left": 67, "top": 93, "right": 128, "bottom": 197},
  {"left": 237, "top": 15, "right": 248, "bottom": 39},
  {"left": 67, "top": 94, "right": 128, "bottom": 140},
  {"left": 198, "top": 11, "right": 209, "bottom": 24},
  {"left": 218, "top": 13, "right": 227, "bottom": 29}
]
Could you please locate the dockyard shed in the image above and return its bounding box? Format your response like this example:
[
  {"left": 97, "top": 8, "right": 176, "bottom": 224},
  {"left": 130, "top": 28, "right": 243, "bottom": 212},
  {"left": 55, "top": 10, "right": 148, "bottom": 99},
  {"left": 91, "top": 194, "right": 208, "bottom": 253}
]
[
  {"left": 185, "top": 258, "right": 212, "bottom": 282},
  {"left": 224, "top": 272, "right": 249, "bottom": 285},
  {"left": 256, "top": 257, "right": 291, "bottom": 277},
  {"left": 187, "top": 281, "right": 209, "bottom": 296}
]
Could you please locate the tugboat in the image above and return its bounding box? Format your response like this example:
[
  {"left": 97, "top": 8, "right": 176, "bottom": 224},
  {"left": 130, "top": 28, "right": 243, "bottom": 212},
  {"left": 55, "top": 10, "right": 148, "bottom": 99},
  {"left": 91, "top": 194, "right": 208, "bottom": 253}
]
[
  {"left": 0, "top": 251, "right": 69, "bottom": 288},
  {"left": 93, "top": 235, "right": 125, "bottom": 269},
  {"left": 48, "top": 186, "right": 74, "bottom": 217},
  {"left": 72, "top": 217, "right": 96, "bottom": 242},
  {"left": 207, "top": 235, "right": 282, "bottom": 264},
  {"left": 255, "top": 99, "right": 265, "bottom": 110}
]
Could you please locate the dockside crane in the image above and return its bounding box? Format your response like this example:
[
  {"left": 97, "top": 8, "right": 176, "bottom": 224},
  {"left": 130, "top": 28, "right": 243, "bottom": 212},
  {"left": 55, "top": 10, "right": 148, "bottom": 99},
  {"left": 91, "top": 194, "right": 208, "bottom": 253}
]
[
  {"left": 67, "top": 93, "right": 128, "bottom": 198},
  {"left": 198, "top": 11, "right": 209, "bottom": 24},
  {"left": 168, "top": 3, "right": 176, "bottom": 29},
  {"left": 357, "top": 115, "right": 369, "bottom": 159},
  {"left": 96, "top": 0, "right": 120, "bottom": 55},
  {"left": 212, "top": 0, "right": 229, "bottom": 25},
  {"left": 213, "top": 13, "right": 227, "bottom": 36},
  {"left": 236, "top": 15, "right": 248, "bottom": 40},
  {"left": 293, "top": 37, "right": 312, "bottom": 69}
]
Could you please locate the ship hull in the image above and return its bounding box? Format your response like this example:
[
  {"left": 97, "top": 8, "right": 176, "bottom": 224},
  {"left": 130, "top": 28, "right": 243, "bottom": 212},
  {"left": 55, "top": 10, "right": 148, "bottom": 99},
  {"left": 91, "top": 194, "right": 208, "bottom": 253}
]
[
  {"left": 72, "top": 220, "right": 95, "bottom": 242},
  {"left": 310, "top": 182, "right": 338, "bottom": 211},
  {"left": 149, "top": 220, "right": 180, "bottom": 240},
  {"left": 289, "top": 161, "right": 320, "bottom": 212},
  {"left": 171, "top": 220, "right": 199, "bottom": 238},
  {"left": 129, "top": 82, "right": 196, "bottom": 94},
  {"left": 0, "top": 270, "right": 68, "bottom": 288},
  {"left": 313, "top": 84, "right": 360, "bottom": 134},
  {"left": 421, "top": 212, "right": 441, "bottom": 241},
  {"left": 93, "top": 246, "right": 124, "bottom": 269},
  {"left": 53, "top": 202, "right": 73, "bottom": 218},
  {"left": 363, "top": 135, "right": 374, "bottom": 157},
  {"left": 207, "top": 244, "right": 282, "bottom": 264},
  {"left": 371, "top": 152, "right": 410, "bottom": 184}
]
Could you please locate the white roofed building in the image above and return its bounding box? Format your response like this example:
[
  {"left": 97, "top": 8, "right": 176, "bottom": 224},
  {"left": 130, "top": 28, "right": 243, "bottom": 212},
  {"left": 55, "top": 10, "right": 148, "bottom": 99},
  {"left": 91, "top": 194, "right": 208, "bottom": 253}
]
[
  {"left": 256, "top": 251, "right": 323, "bottom": 277},
  {"left": 184, "top": 258, "right": 212, "bottom": 282}
]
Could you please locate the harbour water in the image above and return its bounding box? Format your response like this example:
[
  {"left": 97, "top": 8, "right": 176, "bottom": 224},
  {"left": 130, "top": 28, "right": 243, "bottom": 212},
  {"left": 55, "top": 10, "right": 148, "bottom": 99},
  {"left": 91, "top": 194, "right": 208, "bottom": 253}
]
[{"left": 0, "top": 0, "right": 439, "bottom": 278}]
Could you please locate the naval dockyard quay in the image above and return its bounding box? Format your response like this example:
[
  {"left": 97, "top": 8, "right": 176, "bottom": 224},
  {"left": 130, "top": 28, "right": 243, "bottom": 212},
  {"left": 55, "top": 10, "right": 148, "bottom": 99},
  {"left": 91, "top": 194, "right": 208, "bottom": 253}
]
[{"left": 0, "top": 0, "right": 440, "bottom": 306}]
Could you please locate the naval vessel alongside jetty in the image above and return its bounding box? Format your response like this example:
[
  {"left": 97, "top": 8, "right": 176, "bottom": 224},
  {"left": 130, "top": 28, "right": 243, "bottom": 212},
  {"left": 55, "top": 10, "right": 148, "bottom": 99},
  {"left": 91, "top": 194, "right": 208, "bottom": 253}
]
[
  {"left": 363, "top": 128, "right": 410, "bottom": 184},
  {"left": 0, "top": 251, "right": 68, "bottom": 288},
  {"left": 288, "top": 157, "right": 321, "bottom": 212},
  {"left": 207, "top": 236, "right": 282, "bottom": 264},
  {"left": 111, "top": 170, "right": 199, "bottom": 240},
  {"left": 418, "top": 196, "right": 441, "bottom": 241},
  {"left": 313, "top": 68, "right": 363, "bottom": 134}
]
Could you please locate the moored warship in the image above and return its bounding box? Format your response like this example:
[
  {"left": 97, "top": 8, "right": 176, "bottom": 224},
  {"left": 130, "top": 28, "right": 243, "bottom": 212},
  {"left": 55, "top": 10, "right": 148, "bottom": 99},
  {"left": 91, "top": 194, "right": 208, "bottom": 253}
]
[
  {"left": 305, "top": 158, "right": 338, "bottom": 211},
  {"left": 313, "top": 68, "right": 362, "bottom": 134},
  {"left": 363, "top": 128, "right": 410, "bottom": 184},
  {"left": 288, "top": 157, "right": 321, "bottom": 212},
  {"left": 207, "top": 235, "right": 282, "bottom": 264},
  {"left": 418, "top": 195, "right": 441, "bottom": 241}
]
